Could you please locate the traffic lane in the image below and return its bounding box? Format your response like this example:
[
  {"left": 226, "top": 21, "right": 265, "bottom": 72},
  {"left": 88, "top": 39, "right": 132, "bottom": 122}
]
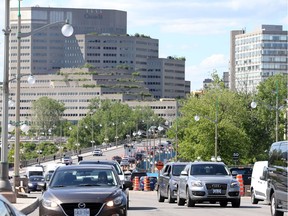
[{"left": 128, "top": 191, "right": 284, "bottom": 216}]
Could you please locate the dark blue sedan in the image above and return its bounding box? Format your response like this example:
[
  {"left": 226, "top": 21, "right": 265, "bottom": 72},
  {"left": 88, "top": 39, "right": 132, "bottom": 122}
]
[{"left": 27, "top": 175, "right": 44, "bottom": 193}]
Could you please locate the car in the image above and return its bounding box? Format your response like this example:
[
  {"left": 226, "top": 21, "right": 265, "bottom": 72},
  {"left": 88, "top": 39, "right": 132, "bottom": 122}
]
[
  {"left": 78, "top": 159, "right": 131, "bottom": 209},
  {"left": 250, "top": 161, "right": 268, "bottom": 204},
  {"left": 264, "top": 141, "right": 288, "bottom": 216},
  {"left": 157, "top": 162, "right": 188, "bottom": 203},
  {"left": 230, "top": 166, "right": 253, "bottom": 186},
  {"left": 177, "top": 161, "right": 241, "bottom": 207},
  {"left": 62, "top": 156, "right": 73, "bottom": 165},
  {"left": 27, "top": 175, "right": 45, "bottom": 193},
  {"left": 140, "top": 176, "right": 158, "bottom": 191},
  {"left": 129, "top": 171, "right": 147, "bottom": 190},
  {"left": 39, "top": 164, "right": 129, "bottom": 216},
  {"left": 112, "top": 155, "right": 122, "bottom": 164},
  {"left": 0, "top": 194, "right": 25, "bottom": 216},
  {"left": 93, "top": 148, "right": 103, "bottom": 156}
]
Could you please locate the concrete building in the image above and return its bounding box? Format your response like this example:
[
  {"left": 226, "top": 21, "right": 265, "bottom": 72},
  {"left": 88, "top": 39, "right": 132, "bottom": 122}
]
[{"left": 230, "top": 25, "right": 287, "bottom": 93}]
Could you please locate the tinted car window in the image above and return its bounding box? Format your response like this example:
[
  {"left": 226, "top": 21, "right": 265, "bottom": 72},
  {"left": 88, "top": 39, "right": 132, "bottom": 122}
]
[
  {"left": 79, "top": 161, "right": 123, "bottom": 176},
  {"left": 172, "top": 164, "right": 187, "bottom": 176},
  {"left": 191, "top": 164, "right": 229, "bottom": 175}
]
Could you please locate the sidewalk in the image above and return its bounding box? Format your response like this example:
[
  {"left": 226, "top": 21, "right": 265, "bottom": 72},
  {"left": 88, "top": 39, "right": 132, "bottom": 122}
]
[{"left": 13, "top": 196, "right": 39, "bottom": 215}]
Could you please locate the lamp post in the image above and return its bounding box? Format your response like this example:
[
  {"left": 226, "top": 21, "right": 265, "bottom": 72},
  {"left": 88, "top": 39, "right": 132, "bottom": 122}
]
[
  {"left": 194, "top": 98, "right": 219, "bottom": 159},
  {"left": 251, "top": 80, "right": 280, "bottom": 142},
  {"left": 10, "top": 0, "right": 74, "bottom": 192}
]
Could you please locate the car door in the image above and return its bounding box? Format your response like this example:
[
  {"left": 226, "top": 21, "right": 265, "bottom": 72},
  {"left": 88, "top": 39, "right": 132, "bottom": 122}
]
[
  {"left": 179, "top": 164, "right": 189, "bottom": 198},
  {"left": 158, "top": 164, "right": 170, "bottom": 195},
  {"left": 162, "top": 165, "right": 171, "bottom": 196}
]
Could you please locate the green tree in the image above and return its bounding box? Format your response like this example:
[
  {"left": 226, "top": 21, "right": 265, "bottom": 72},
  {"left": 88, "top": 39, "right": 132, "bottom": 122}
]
[{"left": 31, "top": 97, "right": 65, "bottom": 136}]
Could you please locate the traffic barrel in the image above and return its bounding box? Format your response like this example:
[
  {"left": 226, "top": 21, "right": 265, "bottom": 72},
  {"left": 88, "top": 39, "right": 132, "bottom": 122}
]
[
  {"left": 236, "top": 174, "right": 244, "bottom": 196},
  {"left": 133, "top": 176, "right": 140, "bottom": 191},
  {"left": 144, "top": 176, "right": 150, "bottom": 191}
]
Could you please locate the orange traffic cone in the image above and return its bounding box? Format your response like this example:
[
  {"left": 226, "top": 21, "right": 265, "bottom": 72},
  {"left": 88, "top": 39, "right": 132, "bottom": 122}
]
[
  {"left": 144, "top": 176, "right": 150, "bottom": 191},
  {"left": 236, "top": 174, "right": 244, "bottom": 196},
  {"left": 133, "top": 176, "right": 140, "bottom": 191}
]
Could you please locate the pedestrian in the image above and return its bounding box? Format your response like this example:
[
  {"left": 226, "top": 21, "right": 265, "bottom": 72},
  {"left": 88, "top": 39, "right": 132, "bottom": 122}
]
[{"left": 53, "top": 155, "right": 56, "bottom": 161}]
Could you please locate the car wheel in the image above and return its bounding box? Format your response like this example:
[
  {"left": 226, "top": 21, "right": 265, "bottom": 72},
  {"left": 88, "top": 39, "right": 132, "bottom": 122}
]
[
  {"left": 271, "top": 193, "right": 284, "bottom": 216},
  {"left": 157, "top": 188, "right": 165, "bottom": 202},
  {"left": 176, "top": 188, "right": 185, "bottom": 206},
  {"left": 186, "top": 189, "right": 195, "bottom": 207},
  {"left": 167, "top": 187, "right": 175, "bottom": 203},
  {"left": 220, "top": 201, "right": 228, "bottom": 207},
  {"left": 251, "top": 190, "right": 259, "bottom": 204},
  {"left": 232, "top": 198, "right": 241, "bottom": 208}
]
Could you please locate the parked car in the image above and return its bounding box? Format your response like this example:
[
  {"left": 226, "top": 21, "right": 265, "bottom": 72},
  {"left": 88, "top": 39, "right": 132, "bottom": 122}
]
[
  {"left": 230, "top": 166, "right": 253, "bottom": 186},
  {"left": 250, "top": 161, "right": 268, "bottom": 204},
  {"left": 93, "top": 148, "right": 103, "bottom": 156},
  {"left": 0, "top": 194, "right": 25, "bottom": 216},
  {"left": 140, "top": 176, "right": 158, "bottom": 191},
  {"left": 39, "top": 164, "right": 129, "bottom": 216},
  {"left": 157, "top": 162, "right": 188, "bottom": 203},
  {"left": 62, "top": 156, "right": 73, "bottom": 165},
  {"left": 177, "top": 161, "right": 241, "bottom": 207},
  {"left": 264, "top": 141, "right": 288, "bottom": 216},
  {"left": 27, "top": 175, "right": 45, "bottom": 193}
]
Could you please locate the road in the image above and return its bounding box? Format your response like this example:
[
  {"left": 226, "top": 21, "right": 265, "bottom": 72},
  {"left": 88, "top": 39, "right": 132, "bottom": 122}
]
[
  {"left": 27, "top": 190, "right": 279, "bottom": 216},
  {"left": 25, "top": 144, "right": 287, "bottom": 216}
]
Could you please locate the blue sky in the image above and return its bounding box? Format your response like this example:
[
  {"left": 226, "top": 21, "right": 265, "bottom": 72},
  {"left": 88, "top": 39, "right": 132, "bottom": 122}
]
[{"left": 1, "top": 0, "right": 287, "bottom": 90}]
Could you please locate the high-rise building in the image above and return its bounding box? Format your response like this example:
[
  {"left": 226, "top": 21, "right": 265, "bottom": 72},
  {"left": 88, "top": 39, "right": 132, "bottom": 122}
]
[{"left": 230, "top": 25, "right": 287, "bottom": 93}]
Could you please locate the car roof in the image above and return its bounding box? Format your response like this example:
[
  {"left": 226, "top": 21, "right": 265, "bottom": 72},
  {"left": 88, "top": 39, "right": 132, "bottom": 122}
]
[
  {"left": 79, "top": 160, "right": 119, "bottom": 165},
  {"left": 166, "top": 162, "right": 189, "bottom": 166},
  {"left": 56, "top": 164, "right": 113, "bottom": 171},
  {"left": 189, "top": 161, "right": 226, "bottom": 165}
]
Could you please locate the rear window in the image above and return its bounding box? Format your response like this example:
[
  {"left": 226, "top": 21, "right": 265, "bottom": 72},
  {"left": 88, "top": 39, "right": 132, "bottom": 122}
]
[
  {"left": 79, "top": 161, "right": 123, "bottom": 175},
  {"left": 230, "top": 167, "right": 252, "bottom": 175}
]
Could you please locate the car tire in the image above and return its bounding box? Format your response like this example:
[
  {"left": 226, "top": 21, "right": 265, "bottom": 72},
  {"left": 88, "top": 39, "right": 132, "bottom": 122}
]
[
  {"left": 220, "top": 201, "right": 228, "bottom": 207},
  {"left": 251, "top": 190, "right": 259, "bottom": 204},
  {"left": 232, "top": 198, "right": 241, "bottom": 208},
  {"left": 167, "top": 187, "right": 175, "bottom": 203},
  {"left": 177, "top": 189, "right": 185, "bottom": 206},
  {"left": 157, "top": 188, "right": 165, "bottom": 202},
  {"left": 271, "top": 193, "right": 284, "bottom": 216},
  {"left": 186, "top": 189, "right": 195, "bottom": 207}
]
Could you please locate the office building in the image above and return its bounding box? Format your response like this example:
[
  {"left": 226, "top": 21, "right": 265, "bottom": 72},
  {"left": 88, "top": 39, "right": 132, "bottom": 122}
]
[{"left": 229, "top": 25, "right": 287, "bottom": 92}]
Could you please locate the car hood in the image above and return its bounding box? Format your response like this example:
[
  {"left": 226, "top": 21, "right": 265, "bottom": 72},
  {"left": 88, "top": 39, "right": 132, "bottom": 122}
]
[
  {"left": 46, "top": 186, "right": 121, "bottom": 203},
  {"left": 191, "top": 175, "right": 234, "bottom": 183}
]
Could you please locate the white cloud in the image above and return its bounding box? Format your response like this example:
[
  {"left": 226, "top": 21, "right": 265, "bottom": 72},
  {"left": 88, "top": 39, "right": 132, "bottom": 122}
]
[{"left": 186, "top": 54, "right": 228, "bottom": 91}]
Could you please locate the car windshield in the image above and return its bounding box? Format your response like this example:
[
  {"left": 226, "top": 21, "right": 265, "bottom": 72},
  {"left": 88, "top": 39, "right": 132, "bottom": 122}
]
[
  {"left": 191, "top": 164, "right": 229, "bottom": 176},
  {"left": 50, "top": 168, "right": 118, "bottom": 187},
  {"left": 172, "top": 164, "right": 187, "bottom": 176}
]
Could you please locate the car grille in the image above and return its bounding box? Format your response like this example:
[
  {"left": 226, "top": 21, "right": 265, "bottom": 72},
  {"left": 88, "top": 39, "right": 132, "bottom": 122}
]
[
  {"left": 206, "top": 183, "right": 227, "bottom": 196},
  {"left": 61, "top": 203, "right": 103, "bottom": 216},
  {"left": 206, "top": 183, "right": 227, "bottom": 190}
]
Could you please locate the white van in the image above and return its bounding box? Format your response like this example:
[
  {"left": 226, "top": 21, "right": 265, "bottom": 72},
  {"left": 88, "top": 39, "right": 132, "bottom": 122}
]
[
  {"left": 250, "top": 161, "right": 268, "bottom": 204},
  {"left": 26, "top": 166, "right": 44, "bottom": 178}
]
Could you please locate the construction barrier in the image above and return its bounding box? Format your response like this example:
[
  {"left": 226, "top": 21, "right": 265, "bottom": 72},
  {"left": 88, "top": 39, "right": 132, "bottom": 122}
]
[
  {"left": 144, "top": 176, "right": 151, "bottom": 191},
  {"left": 236, "top": 174, "right": 244, "bottom": 196},
  {"left": 133, "top": 176, "right": 140, "bottom": 191}
]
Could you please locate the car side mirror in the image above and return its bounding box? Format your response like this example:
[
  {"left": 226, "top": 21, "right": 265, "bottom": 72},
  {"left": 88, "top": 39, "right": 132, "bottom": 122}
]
[
  {"left": 123, "top": 180, "right": 133, "bottom": 190},
  {"left": 180, "top": 170, "right": 188, "bottom": 176},
  {"left": 38, "top": 182, "right": 47, "bottom": 191},
  {"left": 260, "top": 167, "right": 268, "bottom": 180},
  {"left": 163, "top": 172, "right": 169, "bottom": 176}
]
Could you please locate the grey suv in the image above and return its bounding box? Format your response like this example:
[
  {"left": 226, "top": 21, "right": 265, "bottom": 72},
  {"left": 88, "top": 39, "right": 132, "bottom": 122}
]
[
  {"left": 157, "top": 162, "right": 188, "bottom": 203},
  {"left": 177, "top": 161, "right": 241, "bottom": 207}
]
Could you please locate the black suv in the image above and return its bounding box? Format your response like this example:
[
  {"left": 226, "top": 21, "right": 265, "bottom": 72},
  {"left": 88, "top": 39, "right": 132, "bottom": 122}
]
[
  {"left": 230, "top": 166, "right": 253, "bottom": 186},
  {"left": 157, "top": 162, "right": 188, "bottom": 203},
  {"left": 264, "top": 141, "right": 288, "bottom": 216}
]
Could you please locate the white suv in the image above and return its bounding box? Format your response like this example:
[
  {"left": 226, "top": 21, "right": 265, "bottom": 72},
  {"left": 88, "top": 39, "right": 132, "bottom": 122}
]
[{"left": 92, "top": 149, "right": 103, "bottom": 156}]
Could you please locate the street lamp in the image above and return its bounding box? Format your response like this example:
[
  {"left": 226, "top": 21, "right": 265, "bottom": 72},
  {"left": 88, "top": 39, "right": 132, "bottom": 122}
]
[
  {"left": 251, "top": 81, "right": 281, "bottom": 142},
  {"left": 194, "top": 98, "right": 219, "bottom": 159}
]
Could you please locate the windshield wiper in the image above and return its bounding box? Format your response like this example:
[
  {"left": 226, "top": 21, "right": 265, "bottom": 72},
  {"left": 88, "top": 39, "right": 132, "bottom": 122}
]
[
  {"left": 78, "top": 184, "right": 101, "bottom": 187},
  {"left": 52, "top": 185, "right": 65, "bottom": 187}
]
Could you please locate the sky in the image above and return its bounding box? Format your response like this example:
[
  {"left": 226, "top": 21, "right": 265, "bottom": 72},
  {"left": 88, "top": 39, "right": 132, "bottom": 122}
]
[{"left": 0, "top": 0, "right": 287, "bottom": 91}]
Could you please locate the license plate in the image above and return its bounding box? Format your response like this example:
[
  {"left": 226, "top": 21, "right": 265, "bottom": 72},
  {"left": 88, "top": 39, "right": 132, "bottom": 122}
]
[
  {"left": 74, "top": 208, "right": 90, "bottom": 216},
  {"left": 212, "top": 189, "right": 221, "bottom": 194}
]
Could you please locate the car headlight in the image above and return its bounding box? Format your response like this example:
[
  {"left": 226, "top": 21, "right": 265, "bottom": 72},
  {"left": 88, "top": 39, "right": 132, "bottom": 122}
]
[
  {"left": 107, "top": 196, "right": 123, "bottom": 207},
  {"left": 230, "top": 180, "right": 240, "bottom": 188},
  {"left": 42, "top": 197, "right": 58, "bottom": 208},
  {"left": 28, "top": 183, "right": 33, "bottom": 187},
  {"left": 191, "top": 180, "right": 203, "bottom": 187}
]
